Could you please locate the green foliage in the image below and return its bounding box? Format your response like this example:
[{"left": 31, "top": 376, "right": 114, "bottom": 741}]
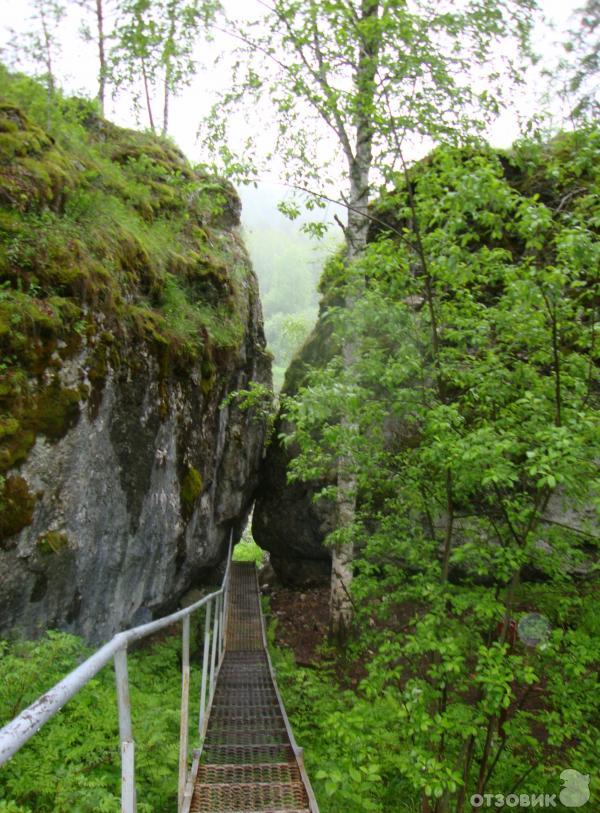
[
  {"left": 206, "top": 0, "right": 537, "bottom": 213},
  {"left": 221, "top": 381, "right": 276, "bottom": 438},
  {"left": 110, "top": 0, "right": 219, "bottom": 134},
  {"left": 233, "top": 526, "right": 265, "bottom": 566},
  {"left": 270, "top": 630, "right": 419, "bottom": 813},
  {"left": 281, "top": 130, "right": 600, "bottom": 811},
  {"left": 0, "top": 629, "right": 206, "bottom": 812}
]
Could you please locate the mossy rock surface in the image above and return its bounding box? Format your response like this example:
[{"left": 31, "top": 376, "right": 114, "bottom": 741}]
[
  {"left": 0, "top": 474, "right": 36, "bottom": 544},
  {"left": 36, "top": 530, "right": 70, "bottom": 555},
  {"left": 0, "top": 64, "right": 251, "bottom": 479},
  {"left": 180, "top": 465, "right": 203, "bottom": 515},
  {"left": 29, "top": 382, "right": 82, "bottom": 441}
]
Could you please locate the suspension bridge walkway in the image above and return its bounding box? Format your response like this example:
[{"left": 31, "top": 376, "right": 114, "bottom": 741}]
[{"left": 0, "top": 544, "right": 319, "bottom": 813}]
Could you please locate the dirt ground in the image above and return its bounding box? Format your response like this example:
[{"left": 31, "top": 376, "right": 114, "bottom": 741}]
[{"left": 266, "top": 585, "right": 330, "bottom": 666}]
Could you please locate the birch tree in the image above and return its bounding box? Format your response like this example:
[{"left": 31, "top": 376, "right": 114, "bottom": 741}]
[
  {"left": 2, "top": 0, "right": 65, "bottom": 106},
  {"left": 111, "top": 0, "right": 218, "bottom": 134},
  {"left": 160, "top": 0, "right": 219, "bottom": 135},
  {"left": 563, "top": 0, "right": 599, "bottom": 119},
  {"left": 208, "top": 0, "right": 538, "bottom": 641},
  {"left": 78, "top": 0, "right": 110, "bottom": 115}
]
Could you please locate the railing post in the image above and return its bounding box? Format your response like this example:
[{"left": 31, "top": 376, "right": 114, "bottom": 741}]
[
  {"left": 177, "top": 615, "right": 191, "bottom": 812},
  {"left": 209, "top": 595, "right": 219, "bottom": 700},
  {"left": 223, "top": 572, "right": 230, "bottom": 654},
  {"left": 114, "top": 647, "right": 136, "bottom": 813},
  {"left": 219, "top": 585, "right": 227, "bottom": 660},
  {"left": 199, "top": 599, "right": 212, "bottom": 736}
]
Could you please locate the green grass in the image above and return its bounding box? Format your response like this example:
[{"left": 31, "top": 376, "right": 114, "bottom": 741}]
[
  {"left": 0, "top": 63, "right": 247, "bottom": 375},
  {"left": 232, "top": 531, "right": 265, "bottom": 566}
]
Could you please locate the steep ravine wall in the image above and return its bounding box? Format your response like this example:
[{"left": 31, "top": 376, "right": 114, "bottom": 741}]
[
  {"left": 253, "top": 314, "right": 334, "bottom": 586},
  {"left": 0, "top": 74, "right": 271, "bottom": 642},
  {"left": 1, "top": 305, "right": 270, "bottom": 643}
]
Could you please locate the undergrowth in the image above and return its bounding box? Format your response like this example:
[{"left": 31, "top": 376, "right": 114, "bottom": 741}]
[
  {"left": 267, "top": 616, "right": 419, "bottom": 813},
  {"left": 0, "top": 627, "right": 209, "bottom": 813},
  {"left": 267, "top": 578, "right": 599, "bottom": 813}
]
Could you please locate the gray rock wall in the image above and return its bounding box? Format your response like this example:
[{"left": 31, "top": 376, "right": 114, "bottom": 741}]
[
  {"left": 0, "top": 264, "right": 270, "bottom": 644},
  {"left": 252, "top": 311, "right": 334, "bottom": 586}
]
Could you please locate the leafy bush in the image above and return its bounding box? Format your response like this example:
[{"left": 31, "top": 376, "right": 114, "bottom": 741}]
[{"left": 280, "top": 129, "right": 600, "bottom": 812}]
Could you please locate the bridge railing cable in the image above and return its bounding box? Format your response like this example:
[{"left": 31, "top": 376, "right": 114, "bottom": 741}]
[{"left": 0, "top": 532, "right": 234, "bottom": 813}]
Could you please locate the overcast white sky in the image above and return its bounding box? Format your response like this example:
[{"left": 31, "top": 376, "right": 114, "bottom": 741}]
[
  {"left": 0, "top": 0, "right": 584, "bottom": 227},
  {"left": 0, "top": 1, "right": 580, "bottom": 144}
]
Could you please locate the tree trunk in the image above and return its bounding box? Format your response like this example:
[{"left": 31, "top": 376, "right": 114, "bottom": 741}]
[
  {"left": 142, "top": 58, "right": 156, "bottom": 132},
  {"left": 96, "top": 0, "right": 106, "bottom": 115},
  {"left": 40, "top": 6, "right": 55, "bottom": 99},
  {"left": 162, "top": 76, "right": 170, "bottom": 136},
  {"left": 38, "top": 4, "right": 55, "bottom": 129},
  {"left": 162, "top": 6, "right": 176, "bottom": 136},
  {"left": 329, "top": 0, "right": 380, "bottom": 644}
]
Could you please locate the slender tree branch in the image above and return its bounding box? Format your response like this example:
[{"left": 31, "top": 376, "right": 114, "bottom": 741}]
[
  {"left": 212, "top": 22, "right": 352, "bottom": 155},
  {"left": 252, "top": 2, "right": 355, "bottom": 162},
  {"left": 538, "top": 516, "right": 600, "bottom": 541}
]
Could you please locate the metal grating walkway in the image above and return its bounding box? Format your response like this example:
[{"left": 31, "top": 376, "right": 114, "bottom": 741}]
[{"left": 184, "top": 562, "right": 319, "bottom": 813}]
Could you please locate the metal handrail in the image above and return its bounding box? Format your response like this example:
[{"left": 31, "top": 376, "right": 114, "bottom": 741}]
[{"left": 0, "top": 533, "right": 234, "bottom": 813}]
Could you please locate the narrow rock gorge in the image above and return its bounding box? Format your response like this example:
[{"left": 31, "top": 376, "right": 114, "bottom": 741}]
[{"left": 253, "top": 312, "right": 334, "bottom": 586}]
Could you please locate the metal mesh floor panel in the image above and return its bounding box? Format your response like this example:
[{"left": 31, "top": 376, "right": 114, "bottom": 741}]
[
  {"left": 201, "top": 744, "right": 296, "bottom": 765},
  {"left": 205, "top": 729, "right": 289, "bottom": 746},
  {"left": 190, "top": 782, "right": 308, "bottom": 812},
  {"left": 198, "top": 763, "right": 301, "bottom": 785},
  {"left": 190, "top": 562, "right": 314, "bottom": 813},
  {"left": 211, "top": 708, "right": 284, "bottom": 726}
]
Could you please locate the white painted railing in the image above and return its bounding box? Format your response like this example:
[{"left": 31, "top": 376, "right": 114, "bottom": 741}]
[{"left": 0, "top": 534, "right": 234, "bottom": 813}]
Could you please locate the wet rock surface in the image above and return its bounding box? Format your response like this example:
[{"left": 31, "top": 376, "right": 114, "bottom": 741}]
[
  {"left": 0, "top": 241, "right": 270, "bottom": 645},
  {"left": 252, "top": 312, "right": 335, "bottom": 586},
  {"left": 1, "top": 313, "right": 270, "bottom": 643}
]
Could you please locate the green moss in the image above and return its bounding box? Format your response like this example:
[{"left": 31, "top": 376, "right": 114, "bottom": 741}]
[
  {"left": 200, "top": 358, "right": 217, "bottom": 396},
  {"left": 0, "top": 65, "right": 249, "bottom": 476},
  {"left": 36, "top": 530, "right": 69, "bottom": 555},
  {"left": 180, "top": 465, "right": 203, "bottom": 513},
  {"left": 0, "top": 104, "right": 74, "bottom": 212},
  {"left": 0, "top": 379, "right": 82, "bottom": 473},
  {"left": 0, "top": 414, "right": 35, "bottom": 472},
  {"left": 0, "top": 414, "right": 19, "bottom": 439},
  {"left": 0, "top": 474, "right": 36, "bottom": 543},
  {"left": 29, "top": 381, "right": 81, "bottom": 441},
  {"left": 0, "top": 288, "right": 82, "bottom": 373}
]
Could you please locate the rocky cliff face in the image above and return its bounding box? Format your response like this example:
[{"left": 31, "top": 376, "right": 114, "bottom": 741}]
[
  {"left": 253, "top": 304, "right": 334, "bottom": 586},
  {"left": 0, "top": 72, "right": 271, "bottom": 642},
  {"left": 1, "top": 307, "right": 269, "bottom": 643}
]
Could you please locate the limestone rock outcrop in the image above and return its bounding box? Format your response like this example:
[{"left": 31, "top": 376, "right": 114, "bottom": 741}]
[
  {"left": 0, "top": 77, "right": 271, "bottom": 642},
  {"left": 253, "top": 309, "right": 334, "bottom": 586}
]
